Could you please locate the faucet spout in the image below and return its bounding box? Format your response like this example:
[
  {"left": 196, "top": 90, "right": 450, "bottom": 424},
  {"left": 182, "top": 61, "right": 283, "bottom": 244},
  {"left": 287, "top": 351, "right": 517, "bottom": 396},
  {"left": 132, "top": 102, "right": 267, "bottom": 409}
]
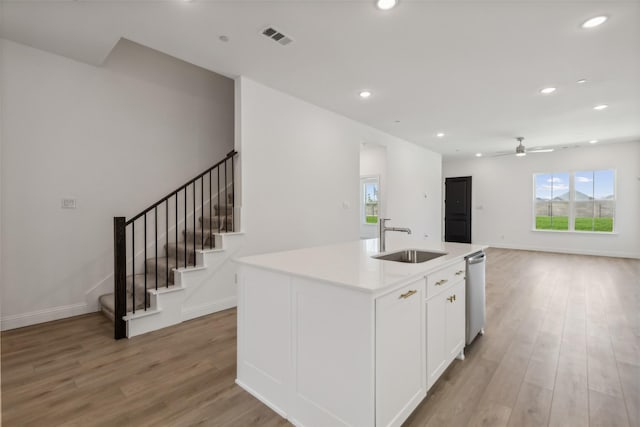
[{"left": 379, "top": 218, "right": 412, "bottom": 252}]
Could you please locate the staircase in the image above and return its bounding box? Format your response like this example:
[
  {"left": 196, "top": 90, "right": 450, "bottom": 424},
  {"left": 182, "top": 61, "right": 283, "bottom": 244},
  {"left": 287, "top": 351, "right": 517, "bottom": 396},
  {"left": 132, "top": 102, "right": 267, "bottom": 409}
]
[
  {"left": 99, "top": 204, "right": 233, "bottom": 322},
  {"left": 103, "top": 150, "right": 240, "bottom": 339}
]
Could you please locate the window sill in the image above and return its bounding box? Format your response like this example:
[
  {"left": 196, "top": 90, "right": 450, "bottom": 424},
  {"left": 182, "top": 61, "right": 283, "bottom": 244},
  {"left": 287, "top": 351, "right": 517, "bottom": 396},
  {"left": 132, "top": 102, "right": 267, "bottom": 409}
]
[{"left": 532, "top": 229, "right": 618, "bottom": 235}]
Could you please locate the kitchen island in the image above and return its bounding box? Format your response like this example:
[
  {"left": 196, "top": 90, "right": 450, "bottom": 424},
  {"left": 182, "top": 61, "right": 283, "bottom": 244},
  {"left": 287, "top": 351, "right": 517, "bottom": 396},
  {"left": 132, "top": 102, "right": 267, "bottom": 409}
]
[{"left": 235, "top": 237, "right": 486, "bottom": 427}]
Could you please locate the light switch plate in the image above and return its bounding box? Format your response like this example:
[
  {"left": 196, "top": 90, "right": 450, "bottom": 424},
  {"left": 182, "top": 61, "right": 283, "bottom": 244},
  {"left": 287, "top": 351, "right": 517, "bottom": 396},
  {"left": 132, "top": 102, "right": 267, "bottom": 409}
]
[{"left": 61, "top": 198, "right": 77, "bottom": 209}]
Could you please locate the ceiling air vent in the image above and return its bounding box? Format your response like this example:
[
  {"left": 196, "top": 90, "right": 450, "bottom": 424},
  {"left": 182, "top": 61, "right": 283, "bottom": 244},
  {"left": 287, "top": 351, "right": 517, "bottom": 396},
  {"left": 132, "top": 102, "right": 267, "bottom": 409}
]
[{"left": 261, "top": 27, "right": 294, "bottom": 46}]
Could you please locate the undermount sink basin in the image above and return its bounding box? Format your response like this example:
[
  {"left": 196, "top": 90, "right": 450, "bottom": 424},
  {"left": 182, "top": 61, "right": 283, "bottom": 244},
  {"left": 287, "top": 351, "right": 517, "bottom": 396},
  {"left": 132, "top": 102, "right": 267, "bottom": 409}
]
[{"left": 373, "top": 249, "right": 447, "bottom": 264}]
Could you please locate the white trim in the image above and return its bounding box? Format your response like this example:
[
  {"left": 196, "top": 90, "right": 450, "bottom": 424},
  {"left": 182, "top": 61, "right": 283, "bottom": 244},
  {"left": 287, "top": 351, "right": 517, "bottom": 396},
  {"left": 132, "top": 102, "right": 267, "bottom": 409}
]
[
  {"left": 487, "top": 242, "right": 639, "bottom": 259},
  {"left": 235, "top": 379, "right": 289, "bottom": 419},
  {"left": 181, "top": 296, "right": 237, "bottom": 321},
  {"left": 123, "top": 308, "right": 162, "bottom": 321},
  {"left": 532, "top": 229, "right": 618, "bottom": 235},
  {"left": 1, "top": 302, "right": 93, "bottom": 331}
]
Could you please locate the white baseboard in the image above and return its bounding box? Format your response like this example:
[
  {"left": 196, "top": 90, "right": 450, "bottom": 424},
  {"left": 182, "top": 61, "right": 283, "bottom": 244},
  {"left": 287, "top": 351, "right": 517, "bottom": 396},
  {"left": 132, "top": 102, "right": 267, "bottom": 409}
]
[
  {"left": 486, "top": 242, "right": 640, "bottom": 259},
  {"left": 1, "top": 302, "right": 94, "bottom": 331},
  {"left": 182, "top": 296, "right": 237, "bottom": 322}
]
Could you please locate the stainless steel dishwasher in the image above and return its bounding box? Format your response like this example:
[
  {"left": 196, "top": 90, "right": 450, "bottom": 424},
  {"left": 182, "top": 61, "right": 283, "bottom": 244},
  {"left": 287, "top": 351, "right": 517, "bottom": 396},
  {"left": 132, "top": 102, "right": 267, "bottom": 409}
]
[{"left": 465, "top": 251, "right": 486, "bottom": 344}]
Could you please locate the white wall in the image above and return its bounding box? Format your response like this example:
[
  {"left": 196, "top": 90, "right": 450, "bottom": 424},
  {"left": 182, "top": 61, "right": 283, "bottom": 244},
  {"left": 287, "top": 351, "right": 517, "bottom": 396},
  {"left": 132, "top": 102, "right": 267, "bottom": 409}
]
[
  {"left": 0, "top": 39, "right": 234, "bottom": 329},
  {"left": 237, "top": 77, "right": 442, "bottom": 257},
  {"left": 443, "top": 141, "right": 640, "bottom": 258}
]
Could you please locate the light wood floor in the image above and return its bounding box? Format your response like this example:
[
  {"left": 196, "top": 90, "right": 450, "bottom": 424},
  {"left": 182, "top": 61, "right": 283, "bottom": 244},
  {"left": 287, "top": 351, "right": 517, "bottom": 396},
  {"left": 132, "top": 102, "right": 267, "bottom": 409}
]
[{"left": 2, "top": 248, "right": 639, "bottom": 426}]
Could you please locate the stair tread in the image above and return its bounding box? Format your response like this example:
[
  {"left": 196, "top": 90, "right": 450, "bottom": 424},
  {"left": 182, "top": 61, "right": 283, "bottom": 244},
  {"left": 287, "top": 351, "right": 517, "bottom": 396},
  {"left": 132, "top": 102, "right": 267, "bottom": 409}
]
[{"left": 99, "top": 292, "right": 148, "bottom": 315}]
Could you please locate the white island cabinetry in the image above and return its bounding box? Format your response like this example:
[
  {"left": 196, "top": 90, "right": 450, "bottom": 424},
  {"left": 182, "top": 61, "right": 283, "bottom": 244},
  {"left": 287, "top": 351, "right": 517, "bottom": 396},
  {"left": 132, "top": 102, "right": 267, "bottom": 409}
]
[
  {"left": 375, "top": 279, "right": 426, "bottom": 427},
  {"left": 235, "top": 238, "right": 486, "bottom": 427},
  {"left": 425, "top": 261, "right": 467, "bottom": 388}
]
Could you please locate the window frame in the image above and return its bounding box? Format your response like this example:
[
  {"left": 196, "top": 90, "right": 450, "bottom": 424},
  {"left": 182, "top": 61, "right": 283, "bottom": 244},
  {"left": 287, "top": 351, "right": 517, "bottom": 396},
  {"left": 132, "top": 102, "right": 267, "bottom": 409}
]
[
  {"left": 361, "top": 175, "right": 380, "bottom": 226},
  {"left": 532, "top": 169, "right": 617, "bottom": 234}
]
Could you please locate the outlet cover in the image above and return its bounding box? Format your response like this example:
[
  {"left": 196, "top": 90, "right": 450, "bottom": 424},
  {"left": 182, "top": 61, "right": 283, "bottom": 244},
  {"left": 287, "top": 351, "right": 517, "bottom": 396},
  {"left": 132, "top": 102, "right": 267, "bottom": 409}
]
[{"left": 61, "top": 198, "right": 77, "bottom": 209}]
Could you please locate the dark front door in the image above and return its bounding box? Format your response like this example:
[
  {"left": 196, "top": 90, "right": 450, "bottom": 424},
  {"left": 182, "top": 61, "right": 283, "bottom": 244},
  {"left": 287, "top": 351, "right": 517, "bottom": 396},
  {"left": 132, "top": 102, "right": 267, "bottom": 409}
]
[{"left": 445, "top": 176, "right": 472, "bottom": 243}]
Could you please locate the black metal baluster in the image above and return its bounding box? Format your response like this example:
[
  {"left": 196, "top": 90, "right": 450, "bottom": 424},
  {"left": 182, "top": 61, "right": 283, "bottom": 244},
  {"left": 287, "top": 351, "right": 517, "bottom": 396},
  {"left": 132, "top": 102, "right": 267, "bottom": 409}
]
[
  {"left": 132, "top": 221, "right": 135, "bottom": 314},
  {"left": 154, "top": 206, "right": 158, "bottom": 291},
  {"left": 231, "top": 155, "right": 235, "bottom": 232},
  {"left": 166, "top": 200, "right": 169, "bottom": 288},
  {"left": 224, "top": 159, "right": 228, "bottom": 232},
  {"left": 174, "top": 191, "right": 178, "bottom": 280},
  {"left": 209, "top": 171, "right": 212, "bottom": 249},
  {"left": 144, "top": 214, "right": 147, "bottom": 310},
  {"left": 201, "top": 176, "right": 204, "bottom": 250},
  {"left": 217, "top": 167, "right": 221, "bottom": 233},
  {"left": 192, "top": 182, "right": 196, "bottom": 266},
  {"left": 184, "top": 187, "right": 187, "bottom": 269}
]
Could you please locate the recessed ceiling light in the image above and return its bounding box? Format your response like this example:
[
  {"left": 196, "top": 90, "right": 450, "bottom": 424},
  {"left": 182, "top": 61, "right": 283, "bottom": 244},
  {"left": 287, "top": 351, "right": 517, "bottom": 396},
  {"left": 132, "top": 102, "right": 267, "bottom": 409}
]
[
  {"left": 376, "top": 0, "right": 398, "bottom": 10},
  {"left": 475, "top": 153, "right": 482, "bottom": 157},
  {"left": 540, "top": 87, "right": 557, "bottom": 95},
  {"left": 436, "top": 132, "right": 445, "bottom": 138},
  {"left": 359, "top": 90, "right": 372, "bottom": 99},
  {"left": 589, "top": 139, "right": 599, "bottom": 144},
  {"left": 581, "top": 16, "right": 608, "bottom": 29},
  {"left": 593, "top": 104, "right": 608, "bottom": 111},
  {"left": 218, "top": 35, "right": 229, "bottom": 42},
  {"left": 576, "top": 79, "right": 587, "bottom": 84}
]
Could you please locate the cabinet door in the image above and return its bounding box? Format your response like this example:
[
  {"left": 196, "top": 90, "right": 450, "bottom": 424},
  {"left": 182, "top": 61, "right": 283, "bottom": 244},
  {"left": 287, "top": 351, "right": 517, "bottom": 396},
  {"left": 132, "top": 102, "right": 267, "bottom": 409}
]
[
  {"left": 426, "top": 293, "right": 446, "bottom": 389},
  {"left": 446, "top": 281, "right": 466, "bottom": 360},
  {"left": 376, "top": 279, "right": 426, "bottom": 427}
]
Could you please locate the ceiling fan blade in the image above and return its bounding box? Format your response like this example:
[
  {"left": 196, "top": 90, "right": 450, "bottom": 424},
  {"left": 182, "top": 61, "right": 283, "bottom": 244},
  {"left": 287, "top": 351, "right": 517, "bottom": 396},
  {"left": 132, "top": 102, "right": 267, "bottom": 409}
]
[
  {"left": 488, "top": 151, "right": 514, "bottom": 157},
  {"left": 528, "top": 148, "right": 554, "bottom": 153}
]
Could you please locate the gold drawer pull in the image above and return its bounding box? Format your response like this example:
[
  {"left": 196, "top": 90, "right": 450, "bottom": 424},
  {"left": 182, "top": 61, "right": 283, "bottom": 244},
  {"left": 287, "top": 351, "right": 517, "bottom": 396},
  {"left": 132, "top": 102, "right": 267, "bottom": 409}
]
[
  {"left": 455, "top": 270, "right": 465, "bottom": 275},
  {"left": 399, "top": 290, "right": 417, "bottom": 299},
  {"left": 436, "top": 279, "right": 448, "bottom": 286}
]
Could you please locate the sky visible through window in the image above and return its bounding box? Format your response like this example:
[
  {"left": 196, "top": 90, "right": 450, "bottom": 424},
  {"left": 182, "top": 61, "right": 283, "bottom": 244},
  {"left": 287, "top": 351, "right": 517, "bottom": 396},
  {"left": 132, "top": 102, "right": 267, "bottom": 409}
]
[
  {"left": 535, "top": 170, "right": 614, "bottom": 200},
  {"left": 535, "top": 173, "right": 569, "bottom": 200},
  {"left": 575, "top": 170, "right": 615, "bottom": 199},
  {"left": 364, "top": 183, "right": 378, "bottom": 202}
]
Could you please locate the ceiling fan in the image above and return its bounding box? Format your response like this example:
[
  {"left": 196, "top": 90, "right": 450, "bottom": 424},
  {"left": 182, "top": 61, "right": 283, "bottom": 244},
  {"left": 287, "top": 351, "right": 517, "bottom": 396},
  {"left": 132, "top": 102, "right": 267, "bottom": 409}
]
[{"left": 493, "top": 137, "right": 555, "bottom": 157}]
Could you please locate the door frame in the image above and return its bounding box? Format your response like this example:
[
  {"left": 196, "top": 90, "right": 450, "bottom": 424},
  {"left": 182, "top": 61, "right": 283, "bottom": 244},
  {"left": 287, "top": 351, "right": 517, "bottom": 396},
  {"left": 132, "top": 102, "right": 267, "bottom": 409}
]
[{"left": 360, "top": 175, "right": 381, "bottom": 239}]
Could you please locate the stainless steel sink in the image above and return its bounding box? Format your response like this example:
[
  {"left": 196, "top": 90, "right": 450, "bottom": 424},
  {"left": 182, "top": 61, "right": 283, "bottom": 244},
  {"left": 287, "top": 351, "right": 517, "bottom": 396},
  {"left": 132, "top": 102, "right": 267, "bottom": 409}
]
[{"left": 373, "top": 249, "right": 447, "bottom": 264}]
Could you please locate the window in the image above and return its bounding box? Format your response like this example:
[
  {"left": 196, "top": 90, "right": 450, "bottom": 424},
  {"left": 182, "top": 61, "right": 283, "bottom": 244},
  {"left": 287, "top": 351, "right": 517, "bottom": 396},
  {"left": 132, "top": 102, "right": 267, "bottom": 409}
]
[
  {"left": 534, "top": 173, "right": 570, "bottom": 230},
  {"left": 363, "top": 181, "right": 379, "bottom": 224},
  {"left": 533, "top": 169, "right": 615, "bottom": 233},
  {"left": 574, "top": 170, "right": 615, "bottom": 232}
]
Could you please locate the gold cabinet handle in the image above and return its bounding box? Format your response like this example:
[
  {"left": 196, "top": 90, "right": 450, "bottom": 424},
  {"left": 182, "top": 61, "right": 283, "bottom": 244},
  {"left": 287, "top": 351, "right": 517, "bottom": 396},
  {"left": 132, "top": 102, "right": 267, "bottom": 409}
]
[
  {"left": 399, "top": 289, "right": 417, "bottom": 299},
  {"left": 447, "top": 294, "right": 457, "bottom": 303},
  {"left": 436, "top": 279, "right": 448, "bottom": 286},
  {"left": 455, "top": 270, "right": 465, "bottom": 276}
]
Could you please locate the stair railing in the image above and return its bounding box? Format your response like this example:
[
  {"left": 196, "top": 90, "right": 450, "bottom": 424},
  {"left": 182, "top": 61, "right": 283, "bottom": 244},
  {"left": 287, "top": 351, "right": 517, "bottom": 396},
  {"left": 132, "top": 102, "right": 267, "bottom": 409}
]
[{"left": 113, "top": 150, "right": 237, "bottom": 339}]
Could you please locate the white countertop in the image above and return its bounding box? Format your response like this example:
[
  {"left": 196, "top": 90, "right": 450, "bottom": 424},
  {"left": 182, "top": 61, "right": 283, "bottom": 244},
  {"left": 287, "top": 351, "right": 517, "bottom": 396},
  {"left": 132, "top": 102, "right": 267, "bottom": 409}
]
[{"left": 235, "top": 236, "right": 487, "bottom": 293}]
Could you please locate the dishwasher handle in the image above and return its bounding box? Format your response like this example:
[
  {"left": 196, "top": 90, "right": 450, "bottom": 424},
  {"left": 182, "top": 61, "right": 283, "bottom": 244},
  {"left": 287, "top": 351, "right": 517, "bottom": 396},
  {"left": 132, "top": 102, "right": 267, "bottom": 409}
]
[{"left": 466, "top": 251, "right": 485, "bottom": 265}]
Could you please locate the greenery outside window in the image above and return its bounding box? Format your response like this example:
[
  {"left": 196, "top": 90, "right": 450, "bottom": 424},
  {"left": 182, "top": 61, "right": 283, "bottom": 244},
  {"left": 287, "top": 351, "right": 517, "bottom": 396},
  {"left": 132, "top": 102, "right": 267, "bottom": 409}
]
[
  {"left": 533, "top": 169, "right": 615, "bottom": 233},
  {"left": 363, "top": 181, "right": 379, "bottom": 224}
]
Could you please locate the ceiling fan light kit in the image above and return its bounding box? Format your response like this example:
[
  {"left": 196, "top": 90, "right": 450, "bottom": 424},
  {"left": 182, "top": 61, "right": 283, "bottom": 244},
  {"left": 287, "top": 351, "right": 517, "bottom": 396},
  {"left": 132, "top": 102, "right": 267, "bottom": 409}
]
[{"left": 515, "top": 137, "right": 526, "bottom": 156}]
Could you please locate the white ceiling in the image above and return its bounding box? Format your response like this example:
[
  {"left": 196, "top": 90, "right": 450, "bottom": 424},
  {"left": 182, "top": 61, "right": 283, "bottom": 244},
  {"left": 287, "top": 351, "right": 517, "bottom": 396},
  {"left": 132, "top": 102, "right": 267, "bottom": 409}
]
[{"left": 2, "top": 0, "right": 639, "bottom": 158}]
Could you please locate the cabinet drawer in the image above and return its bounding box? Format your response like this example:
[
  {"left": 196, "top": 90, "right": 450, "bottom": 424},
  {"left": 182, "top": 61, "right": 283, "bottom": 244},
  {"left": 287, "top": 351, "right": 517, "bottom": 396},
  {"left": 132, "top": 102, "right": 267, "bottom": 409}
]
[{"left": 426, "top": 261, "right": 465, "bottom": 299}]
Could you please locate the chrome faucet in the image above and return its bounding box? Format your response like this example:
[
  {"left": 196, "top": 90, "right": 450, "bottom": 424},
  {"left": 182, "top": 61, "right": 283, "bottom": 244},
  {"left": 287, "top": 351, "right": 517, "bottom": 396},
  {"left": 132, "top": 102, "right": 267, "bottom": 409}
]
[{"left": 379, "top": 218, "right": 412, "bottom": 252}]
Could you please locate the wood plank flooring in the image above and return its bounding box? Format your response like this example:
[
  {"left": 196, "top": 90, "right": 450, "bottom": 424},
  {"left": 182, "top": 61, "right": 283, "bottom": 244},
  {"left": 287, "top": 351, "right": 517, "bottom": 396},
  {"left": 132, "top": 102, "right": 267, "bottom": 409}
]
[{"left": 2, "top": 248, "right": 639, "bottom": 426}]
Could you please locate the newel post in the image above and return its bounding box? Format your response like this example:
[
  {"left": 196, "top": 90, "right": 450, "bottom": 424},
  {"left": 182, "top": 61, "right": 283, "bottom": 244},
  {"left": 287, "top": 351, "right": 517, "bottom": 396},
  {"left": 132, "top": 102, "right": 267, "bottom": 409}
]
[{"left": 113, "top": 217, "right": 127, "bottom": 339}]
